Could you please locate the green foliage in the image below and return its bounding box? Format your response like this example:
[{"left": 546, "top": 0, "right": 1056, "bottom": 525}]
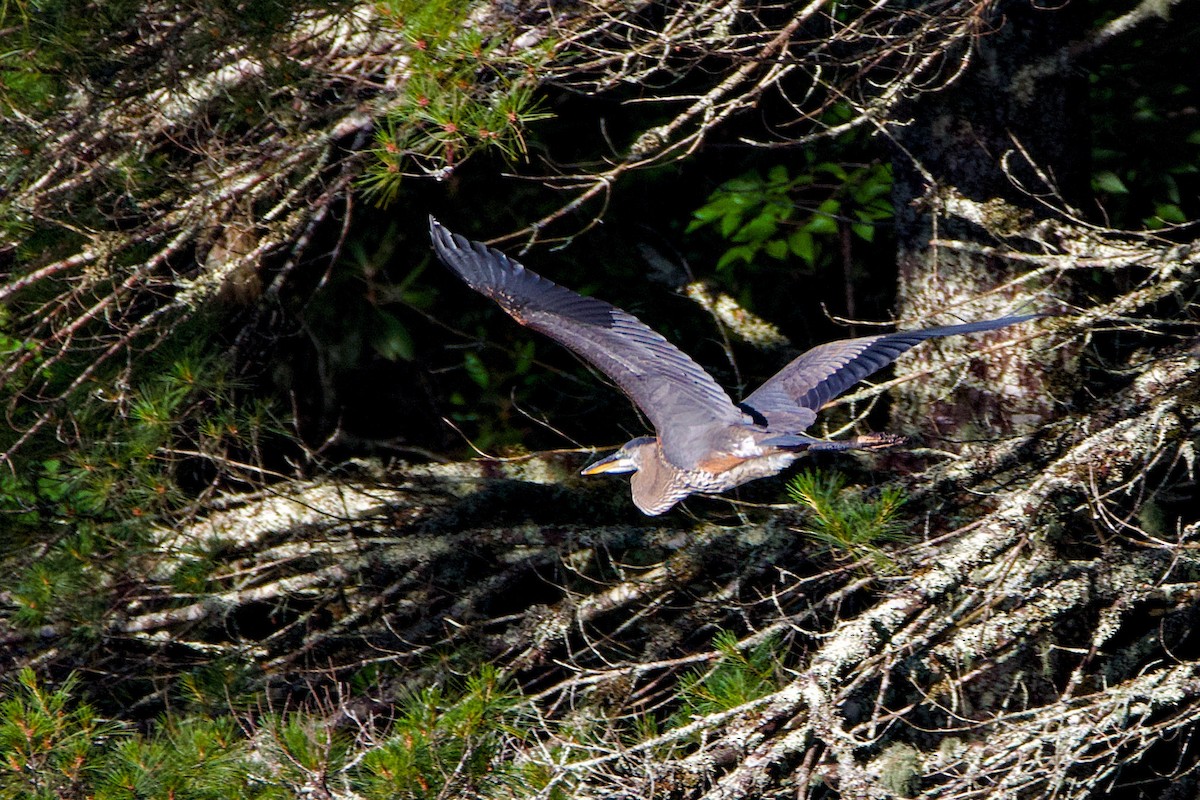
[
  {"left": 356, "top": 664, "right": 521, "bottom": 799},
  {"left": 444, "top": 336, "right": 539, "bottom": 453},
  {"left": 302, "top": 222, "right": 432, "bottom": 377},
  {"left": 369, "top": 307, "right": 418, "bottom": 362},
  {"left": 0, "top": 669, "right": 117, "bottom": 800},
  {"left": 354, "top": 228, "right": 438, "bottom": 363},
  {"left": 3, "top": 339, "right": 259, "bottom": 521},
  {"left": 4, "top": 449, "right": 150, "bottom": 635},
  {"left": 1088, "top": 26, "right": 1200, "bottom": 230},
  {"left": 787, "top": 469, "right": 909, "bottom": 569},
  {"left": 9, "top": 543, "right": 109, "bottom": 635},
  {"left": 0, "top": 0, "right": 344, "bottom": 113},
  {"left": 687, "top": 159, "right": 892, "bottom": 272},
  {"left": 0, "top": 1, "right": 135, "bottom": 110},
  {"left": 0, "top": 330, "right": 39, "bottom": 363},
  {"left": 0, "top": 665, "right": 548, "bottom": 799},
  {"left": 0, "top": 669, "right": 285, "bottom": 800},
  {"left": 175, "top": 660, "right": 262, "bottom": 718},
  {"left": 1, "top": 337, "right": 283, "bottom": 635},
  {"left": 671, "top": 630, "right": 783, "bottom": 725},
  {"left": 360, "top": 0, "right": 554, "bottom": 205},
  {"left": 515, "top": 760, "right": 571, "bottom": 800},
  {"left": 256, "top": 714, "right": 352, "bottom": 793},
  {"left": 93, "top": 717, "right": 260, "bottom": 800}
]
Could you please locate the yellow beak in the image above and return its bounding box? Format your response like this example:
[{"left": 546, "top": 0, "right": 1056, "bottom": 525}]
[{"left": 580, "top": 452, "right": 637, "bottom": 475}]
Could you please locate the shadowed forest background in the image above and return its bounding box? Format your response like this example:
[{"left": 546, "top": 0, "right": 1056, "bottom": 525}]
[{"left": 2, "top": 1, "right": 1200, "bottom": 798}]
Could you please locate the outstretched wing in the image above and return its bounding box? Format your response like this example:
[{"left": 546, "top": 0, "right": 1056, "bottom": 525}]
[
  {"left": 430, "top": 218, "right": 743, "bottom": 467},
  {"left": 740, "top": 316, "right": 1040, "bottom": 430}
]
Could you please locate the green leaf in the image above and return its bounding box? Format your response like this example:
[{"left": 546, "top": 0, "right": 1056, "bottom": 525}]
[
  {"left": 691, "top": 200, "right": 731, "bottom": 223},
  {"left": 463, "top": 351, "right": 490, "bottom": 388},
  {"left": 816, "top": 197, "right": 841, "bottom": 215},
  {"left": 733, "top": 213, "right": 778, "bottom": 243},
  {"left": 1092, "top": 170, "right": 1128, "bottom": 195},
  {"left": 723, "top": 173, "right": 764, "bottom": 193},
  {"left": 767, "top": 164, "right": 790, "bottom": 185},
  {"left": 716, "top": 244, "right": 757, "bottom": 271},
  {"left": 771, "top": 202, "right": 794, "bottom": 221},
  {"left": 786, "top": 468, "right": 909, "bottom": 570},
  {"left": 764, "top": 239, "right": 789, "bottom": 260},
  {"left": 1164, "top": 174, "right": 1181, "bottom": 204},
  {"left": 719, "top": 212, "right": 742, "bottom": 239},
  {"left": 800, "top": 198, "right": 840, "bottom": 235},
  {"left": 788, "top": 230, "right": 815, "bottom": 265},
  {"left": 1153, "top": 203, "right": 1187, "bottom": 223},
  {"left": 370, "top": 310, "right": 415, "bottom": 361},
  {"left": 851, "top": 168, "right": 892, "bottom": 203},
  {"left": 851, "top": 222, "right": 875, "bottom": 242},
  {"left": 513, "top": 341, "right": 535, "bottom": 375},
  {"left": 814, "top": 162, "right": 848, "bottom": 180},
  {"left": 803, "top": 213, "right": 838, "bottom": 236},
  {"left": 866, "top": 197, "right": 894, "bottom": 218}
]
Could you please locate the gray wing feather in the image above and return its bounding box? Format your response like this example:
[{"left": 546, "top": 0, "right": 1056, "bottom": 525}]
[
  {"left": 741, "top": 316, "right": 1039, "bottom": 430},
  {"left": 430, "top": 218, "right": 743, "bottom": 467}
]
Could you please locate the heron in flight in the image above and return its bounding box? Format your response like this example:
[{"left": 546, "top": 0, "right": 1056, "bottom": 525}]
[{"left": 430, "top": 218, "right": 1037, "bottom": 515}]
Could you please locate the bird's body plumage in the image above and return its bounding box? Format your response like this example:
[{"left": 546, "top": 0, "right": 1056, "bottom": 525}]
[{"left": 430, "top": 218, "right": 1039, "bottom": 515}]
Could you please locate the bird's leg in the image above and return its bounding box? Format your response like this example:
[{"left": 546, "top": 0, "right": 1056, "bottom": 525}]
[
  {"left": 854, "top": 432, "right": 908, "bottom": 450},
  {"left": 806, "top": 432, "right": 908, "bottom": 452}
]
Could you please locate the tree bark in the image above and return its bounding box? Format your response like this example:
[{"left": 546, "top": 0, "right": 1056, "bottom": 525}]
[{"left": 889, "top": 0, "right": 1086, "bottom": 442}]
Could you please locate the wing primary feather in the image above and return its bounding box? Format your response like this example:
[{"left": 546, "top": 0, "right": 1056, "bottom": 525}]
[
  {"left": 429, "top": 218, "right": 744, "bottom": 468},
  {"left": 742, "top": 314, "right": 1041, "bottom": 424}
]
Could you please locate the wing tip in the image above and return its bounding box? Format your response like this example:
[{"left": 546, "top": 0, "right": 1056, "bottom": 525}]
[
  {"left": 897, "top": 312, "right": 1049, "bottom": 339},
  {"left": 428, "top": 218, "right": 529, "bottom": 281},
  {"left": 990, "top": 312, "right": 1044, "bottom": 327},
  {"left": 429, "top": 215, "right": 465, "bottom": 256},
  {"left": 428, "top": 215, "right": 458, "bottom": 250},
  {"left": 429, "top": 217, "right": 491, "bottom": 279}
]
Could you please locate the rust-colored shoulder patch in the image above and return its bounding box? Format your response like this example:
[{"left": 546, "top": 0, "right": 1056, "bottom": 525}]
[{"left": 697, "top": 452, "right": 747, "bottom": 474}]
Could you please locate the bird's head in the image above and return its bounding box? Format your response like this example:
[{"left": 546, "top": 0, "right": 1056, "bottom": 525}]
[
  {"left": 581, "top": 437, "right": 687, "bottom": 515},
  {"left": 580, "top": 436, "right": 657, "bottom": 477}
]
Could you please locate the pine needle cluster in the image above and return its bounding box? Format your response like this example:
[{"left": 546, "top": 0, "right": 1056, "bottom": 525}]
[
  {"left": 359, "top": 0, "right": 553, "bottom": 205},
  {"left": 787, "top": 469, "right": 909, "bottom": 570},
  {"left": 0, "top": 665, "right": 535, "bottom": 800}
]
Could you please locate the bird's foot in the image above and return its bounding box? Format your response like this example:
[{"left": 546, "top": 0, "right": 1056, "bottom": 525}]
[{"left": 852, "top": 432, "right": 908, "bottom": 450}]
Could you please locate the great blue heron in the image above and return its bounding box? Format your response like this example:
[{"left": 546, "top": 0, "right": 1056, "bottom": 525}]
[{"left": 430, "top": 217, "right": 1038, "bottom": 515}]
